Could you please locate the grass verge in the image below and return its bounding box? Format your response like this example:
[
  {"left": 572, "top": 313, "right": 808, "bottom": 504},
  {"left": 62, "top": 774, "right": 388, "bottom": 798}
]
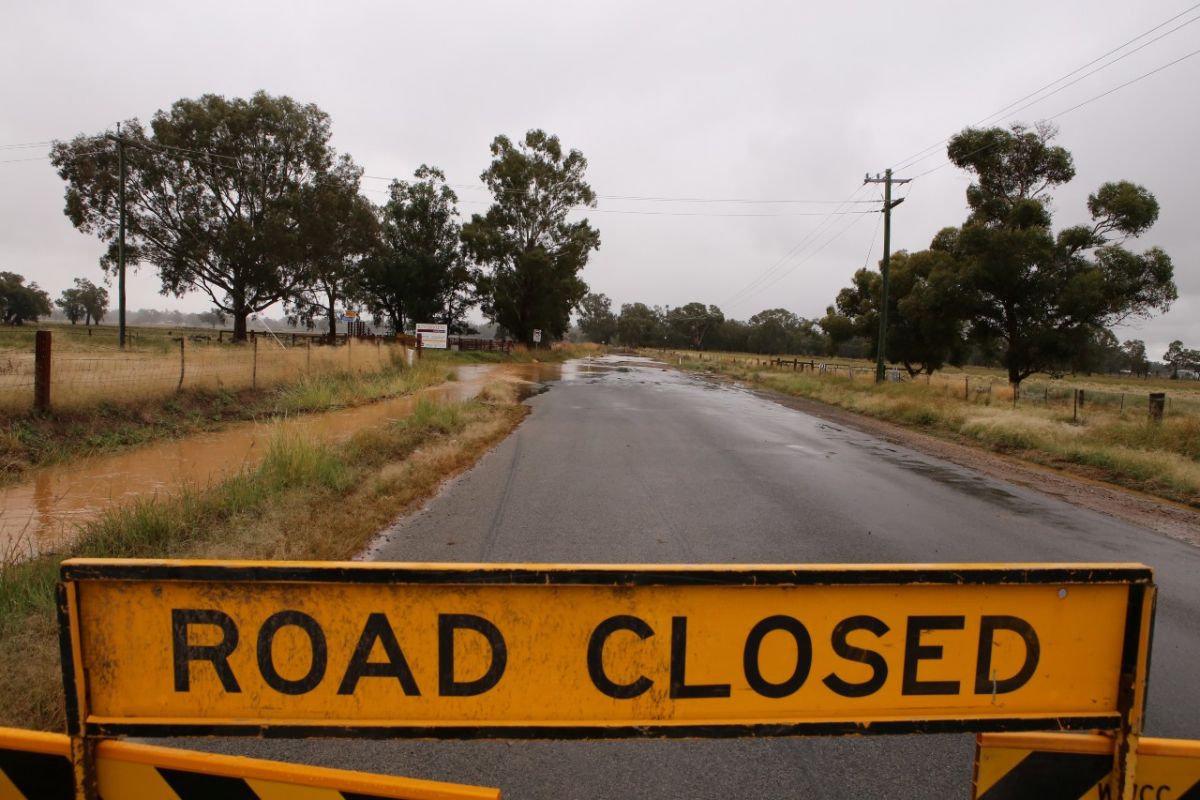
[
  {"left": 0, "top": 353, "right": 524, "bottom": 483},
  {"left": 0, "top": 387, "right": 527, "bottom": 731},
  {"left": 675, "top": 357, "right": 1200, "bottom": 507}
]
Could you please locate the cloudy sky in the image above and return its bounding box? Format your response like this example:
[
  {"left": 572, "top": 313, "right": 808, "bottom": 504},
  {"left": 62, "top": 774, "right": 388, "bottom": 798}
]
[{"left": 2, "top": 0, "right": 1197, "bottom": 355}]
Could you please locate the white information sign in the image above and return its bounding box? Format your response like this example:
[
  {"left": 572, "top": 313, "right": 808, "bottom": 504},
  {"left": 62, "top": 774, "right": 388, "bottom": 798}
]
[
  {"left": 533, "top": 329, "right": 543, "bottom": 344},
  {"left": 415, "top": 323, "right": 448, "bottom": 349}
]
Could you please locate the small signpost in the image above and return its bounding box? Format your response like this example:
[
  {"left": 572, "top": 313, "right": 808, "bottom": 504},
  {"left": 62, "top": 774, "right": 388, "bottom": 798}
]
[
  {"left": 415, "top": 323, "right": 448, "bottom": 350},
  {"left": 532, "top": 329, "right": 542, "bottom": 345}
]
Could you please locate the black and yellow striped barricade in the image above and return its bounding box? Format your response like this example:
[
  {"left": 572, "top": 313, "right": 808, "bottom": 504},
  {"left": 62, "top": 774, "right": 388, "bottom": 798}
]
[
  {"left": 973, "top": 732, "right": 1200, "bottom": 799},
  {"left": 0, "top": 726, "right": 499, "bottom": 800}
]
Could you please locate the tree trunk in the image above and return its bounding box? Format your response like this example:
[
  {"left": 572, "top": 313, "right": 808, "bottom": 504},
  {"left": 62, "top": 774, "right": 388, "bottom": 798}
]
[
  {"left": 1008, "top": 364, "right": 1022, "bottom": 387},
  {"left": 232, "top": 310, "right": 249, "bottom": 343},
  {"left": 327, "top": 288, "right": 338, "bottom": 344}
]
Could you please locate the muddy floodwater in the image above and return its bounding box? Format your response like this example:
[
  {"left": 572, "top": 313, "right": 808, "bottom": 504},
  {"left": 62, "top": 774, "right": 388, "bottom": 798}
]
[{"left": 0, "top": 359, "right": 612, "bottom": 559}]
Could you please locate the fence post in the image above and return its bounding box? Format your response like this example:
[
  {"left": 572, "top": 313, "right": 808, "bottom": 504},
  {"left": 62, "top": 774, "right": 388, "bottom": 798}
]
[
  {"left": 34, "top": 330, "right": 51, "bottom": 412},
  {"left": 347, "top": 335, "right": 352, "bottom": 371},
  {"left": 252, "top": 337, "right": 258, "bottom": 389},
  {"left": 1120, "top": 393, "right": 1125, "bottom": 414},
  {"left": 306, "top": 339, "right": 311, "bottom": 372},
  {"left": 964, "top": 376, "right": 969, "bottom": 401},
  {"left": 1072, "top": 388, "right": 1079, "bottom": 423},
  {"left": 177, "top": 337, "right": 185, "bottom": 391},
  {"left": 1148, "top": 392, "right": 1165, "bottom": 423},
  {"left": 417, "top": 333, "right": 423, "bottom": 360}
]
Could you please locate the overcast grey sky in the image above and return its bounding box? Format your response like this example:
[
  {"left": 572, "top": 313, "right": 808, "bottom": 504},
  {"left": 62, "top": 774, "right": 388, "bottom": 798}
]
[{"left": 2, "top": 0, "right": 1196, "bottom": 354}]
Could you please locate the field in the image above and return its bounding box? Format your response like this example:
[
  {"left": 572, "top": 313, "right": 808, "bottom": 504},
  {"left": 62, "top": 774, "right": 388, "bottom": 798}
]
[
  {"left": 0, "top": 322, "right": 406, "bottom": 413},
  {"left": 667, "top": 350, "right": 1200, "bottom": 506}
]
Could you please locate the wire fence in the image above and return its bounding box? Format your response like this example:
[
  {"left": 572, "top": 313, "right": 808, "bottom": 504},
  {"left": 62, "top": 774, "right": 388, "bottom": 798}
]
[
  {"left": 0, "top": 332, "right": 410, "bottom": 414},
  {"left": 665, "top": 350, "right": 1200, "bottom": 420}
]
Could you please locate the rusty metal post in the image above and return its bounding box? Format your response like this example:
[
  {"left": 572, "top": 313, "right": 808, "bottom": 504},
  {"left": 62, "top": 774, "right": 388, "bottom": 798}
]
[
  {"left": 1073, "top": 389, "right": 1079, "bottom": 423},
  {"left": 34, "top": 330, "right": 52, "bottom": 412},
  {"left": 177, "top": 338, "right": 185, "bottom": 391}
]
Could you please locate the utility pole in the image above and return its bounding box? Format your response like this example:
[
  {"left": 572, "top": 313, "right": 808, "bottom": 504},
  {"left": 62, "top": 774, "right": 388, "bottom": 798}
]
[
  {"left": 863, "top": 168, "right": 911, "bottom": 383},
  {"left": 105, "top": 125, "right": 130, "bottom": 350}
]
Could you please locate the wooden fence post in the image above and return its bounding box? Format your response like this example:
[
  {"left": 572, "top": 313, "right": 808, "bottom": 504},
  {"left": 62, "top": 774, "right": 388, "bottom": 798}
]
[
  {"left": 252, "top": 337, "right": 258, "bottom": 389},
  {"left": 34, "top": 330, "right": 51, "bottom": 412},
  {"left": 1148, "top": 392, "right": 1165, "bottom": 423},
  {"left": 177, "top": 338, "right": 185, "bottom": 391}
]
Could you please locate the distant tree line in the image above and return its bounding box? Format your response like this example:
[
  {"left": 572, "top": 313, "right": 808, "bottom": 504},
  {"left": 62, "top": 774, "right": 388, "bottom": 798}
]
[
  {"left": 48, "top": 92, "right": 599, "bottom": 344},
  {"left": 579, "top": 123, "right": 1178, "bottom": 386}
]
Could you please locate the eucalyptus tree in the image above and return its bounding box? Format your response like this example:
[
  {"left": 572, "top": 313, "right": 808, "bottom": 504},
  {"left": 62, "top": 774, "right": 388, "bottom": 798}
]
[
  {"left": 461, "top": 130, "right": 600, "bottom": 345},
  {"left": 52, "top": 92, "right": 345, "bottom": 341}
]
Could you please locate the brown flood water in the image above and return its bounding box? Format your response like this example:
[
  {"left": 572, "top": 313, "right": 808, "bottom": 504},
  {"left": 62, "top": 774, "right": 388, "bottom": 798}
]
[{"left": 0, "top": 360, "right": 605, "bottom": 560}]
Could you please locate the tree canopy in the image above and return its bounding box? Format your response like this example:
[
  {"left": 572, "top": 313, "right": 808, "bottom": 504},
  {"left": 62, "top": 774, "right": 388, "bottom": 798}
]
[
  {"left": 1, "top": 272, "right": 52, "bottom": 325},
  {"left": 937, "top": 122, "right": 1175, "bottom": 385},
  {"left": 56, "top": 277, "right": 108, "bottom": 325},
  {"left": 287, "top": 160, "right": 378, "bottom": 337},
  {"left": 52, "top": 92, "right": 348, "bottom": 341},
  {"left": 362, "top": 165, "right": 470, "bottom": 334},
  {"left": 577, "top": 292, "right": 617, "bottom": 344},
  {"left": 462, "top": 130, "right": 600, "bottom": 345}
]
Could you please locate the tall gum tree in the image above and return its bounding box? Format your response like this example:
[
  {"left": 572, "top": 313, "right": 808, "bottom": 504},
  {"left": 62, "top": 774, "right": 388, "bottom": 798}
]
[
  {"left": 362, "top": 166, "right": 470, "bottom": 334},
  {"left": 461, "top": 130, "right": 600, "bottom": 345},
  {"left": 941, "top": 122, "right": 1176, "bottom": 386},
  {"left": 288, "top": 159, "right": 378, "bottom": 340},
  {"left": 52, "top": 92, "right": 342, "bottom": 342}
]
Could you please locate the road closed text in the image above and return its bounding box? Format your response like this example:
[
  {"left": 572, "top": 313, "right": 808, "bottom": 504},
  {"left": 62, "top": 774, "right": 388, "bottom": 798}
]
[{"left": 63, "top": 563, "right": 1150, "bottom": 732}]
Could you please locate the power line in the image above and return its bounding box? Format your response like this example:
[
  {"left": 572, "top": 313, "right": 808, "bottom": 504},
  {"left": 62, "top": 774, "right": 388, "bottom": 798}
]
[
  {"left": 890, "top": 2, "right": 1200, "bottom": 172},
  {"left": 362, "top": 173, "right": 876, "bottom": 206},
  {"left": 909, "top": 43, "right": 1200, "bottom": 180},
  {"left": 737, "top": 205, "right": 877, "bottom": 307},
  {"left": 722, "top": 184, "right": 879, "bottom": 308}
]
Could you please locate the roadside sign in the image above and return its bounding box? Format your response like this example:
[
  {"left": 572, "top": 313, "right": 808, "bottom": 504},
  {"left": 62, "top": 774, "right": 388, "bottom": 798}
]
[
  {"left": 415, "top": 323, "right": 448, "bottom": 349},
  {"left": 973, "top": 733, "right": 1200, "bottom": 799},
  {"left": 532, "top": 329, "right": 542, "bottom": 343},
  {"left": 58, "top": 560, "right": 1154, "bottom": 739},
  {"left": 0, "top": 726, "right": 500, "bottom": 800}
]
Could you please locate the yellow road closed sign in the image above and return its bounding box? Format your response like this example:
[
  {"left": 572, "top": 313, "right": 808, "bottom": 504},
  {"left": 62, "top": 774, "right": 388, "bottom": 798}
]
[
  {"left": 973, "top": 733, "right": 1200, "bottom": 799},
  {"left": 0, "top": 726, "right": 499, "bottom": 800},
  {"left": 58, "top": 559, "right": 1155, "bottom": 738}
]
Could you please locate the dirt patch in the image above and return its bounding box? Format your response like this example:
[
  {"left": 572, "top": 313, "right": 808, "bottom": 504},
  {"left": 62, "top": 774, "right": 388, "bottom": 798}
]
[{"left": 737, "top": 380, "right": 1200, "bottom": 548}]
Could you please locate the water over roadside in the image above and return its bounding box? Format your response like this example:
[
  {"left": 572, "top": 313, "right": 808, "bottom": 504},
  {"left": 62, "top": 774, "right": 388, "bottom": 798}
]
[{"left": 0, "top": 360, "right": 614, "bottom": 559}]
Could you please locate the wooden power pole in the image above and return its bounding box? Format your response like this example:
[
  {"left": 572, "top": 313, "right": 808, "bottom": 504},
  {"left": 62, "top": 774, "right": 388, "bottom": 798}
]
[{"left": 864, "top": 168, "right": 911, "bottom": 384}]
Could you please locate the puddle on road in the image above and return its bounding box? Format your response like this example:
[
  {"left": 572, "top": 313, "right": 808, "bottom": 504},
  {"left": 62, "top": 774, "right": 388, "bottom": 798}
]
[{"left": 0, "top": 360, "right": 584, "bottom": 559}]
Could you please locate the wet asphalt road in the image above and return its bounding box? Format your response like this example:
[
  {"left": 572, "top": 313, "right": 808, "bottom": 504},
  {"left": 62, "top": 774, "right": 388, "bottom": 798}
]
[{"left": 191, "top": 356, "right": 1200, "bottom": 798}]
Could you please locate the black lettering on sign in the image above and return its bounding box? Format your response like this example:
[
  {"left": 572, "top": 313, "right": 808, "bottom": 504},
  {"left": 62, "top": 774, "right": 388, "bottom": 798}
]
[
  {"left": 901, "top": 615, "right": 964, "bottom": 696},
  {"left": 338, "top": 612, "right": 421, "bottom": 696},
  {"left": 172, "top": 609, "right": 241, "bottom": 693},
  {"left": 438, "top": 614, "right": 507, "bottom": 697},
  {"left": 822, "top": 615, "right": 890, "bottom": 698},
  {"left": 587, "top": 615, "right": 655, "bottom": 699},
  {"left": 256, "top": 610, "right": 328, "bottom": 695},
  {"left": 743, "top": 615, "right": 812, "bottom": 698},
  {"left": 974, "top": 615, "right": 1040, "bottom": 695},
  {"left": 670, "top": 617, "right": 731, "bottom": 699}
]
